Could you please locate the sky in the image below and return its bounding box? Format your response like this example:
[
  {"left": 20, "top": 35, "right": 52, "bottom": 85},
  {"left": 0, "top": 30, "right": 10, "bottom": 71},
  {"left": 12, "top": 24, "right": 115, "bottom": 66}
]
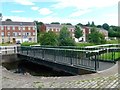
[{"left": 0, "top": 0, "right": 119, "bottom": 26}]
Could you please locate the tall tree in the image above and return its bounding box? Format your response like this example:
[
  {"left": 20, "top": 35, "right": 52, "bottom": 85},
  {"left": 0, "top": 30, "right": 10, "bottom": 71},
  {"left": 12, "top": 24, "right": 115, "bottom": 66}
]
[
  {"left": 40, "top": 31, "right": 58, "bottom": 46},
  {"left": 51, "top": 22, "right": 60, "bottom": 24},
  {"left": 6, "top": 19, "right": 12, "bottom": 21},
  {"left": 91, "top": 21, "right": 95, "bottom": 27},
  {"left": 77, "top": 23, "right": 83, "bottom": 27},
  {"left": 102, "top": 23, "right": 110, "bottom": 30},
  {"left": 58, "top": 26, "right": 75, "bottom": 46},
  {"left": 88, "top": 27, "right": 106, "bottom": 44},
  {"left": 74, "top": 26, "right": 83, "bottom": 41},
  {"left": 86, "top": 22, "right": 90, "bottom": 27}
]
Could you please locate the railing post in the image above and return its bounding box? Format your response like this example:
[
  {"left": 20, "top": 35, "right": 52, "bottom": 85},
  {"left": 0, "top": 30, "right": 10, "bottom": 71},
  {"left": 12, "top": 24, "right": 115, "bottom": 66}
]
[
  {"left": 54, "top": 49, "right": 56, "bottom": 62},
  {"left": 14, "top": 47, "right": 16, "bottom": 53},
  {"left": 27, "top": 47, "right": 28, "bottom": 55},
  {"left": 5, "top": 47, "right": 7, "bottom": 54},
  {"left": 70, "top": 50, "right": 73, "bottom": 65},
  {"left": 42, "top": 48, "right": 44, "bottom": 60}
]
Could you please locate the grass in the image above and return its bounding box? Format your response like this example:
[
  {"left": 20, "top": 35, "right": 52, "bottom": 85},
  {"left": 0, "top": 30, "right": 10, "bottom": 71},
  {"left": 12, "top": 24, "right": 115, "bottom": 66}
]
[
  {"left": 106, "top": 40, "right": 119, "bottom": 44},
  {"left": 21, "top": 42, "right": 38, "bottom": 46},
  {"left": 76, "top": 42, "right": 95, "bottom": 47},
  {"left": 0, "top": 43, "right": 12, "bottom": 46},
  {"left": 99, "top": 52, "right": 120, "bottom": 61}
]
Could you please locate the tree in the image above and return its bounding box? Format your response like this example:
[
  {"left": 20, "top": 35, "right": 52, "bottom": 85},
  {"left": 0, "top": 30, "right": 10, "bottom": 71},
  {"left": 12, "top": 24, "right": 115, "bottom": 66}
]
[
  {"left": 97, "top": 25, "right": 102, "bottom": 28},
  {"left": 6, "top": 19, "right": 12, "bottom": 21},
  {"left": 86, "top": 22, "right": 90, "bottom": 27},
  {"left": 91, "top": 21, "right": 95, "bottom": 27},
  {"left": 102, "top": 23, "right": 110, "bottom": 30},
  {"left": 74, "top": 26, "right": 83, "bottom": 41},
  {"left": 51, "top": 22, "right": 60, "bottom": 24},
  {"left": 88, "top": 27, "right": 106, "bottom": 44},
  {"left": 66, "top": 23, "right": 72, "bottom": 25},
  {"left": 58, "top": 26, "right": 75, "bottom": 46},
  {"left": 77, "top": 23, "right": 83, "bottom": 27},
  {"left": 40, "top": 31, "right": 58, "bottom": 46}
]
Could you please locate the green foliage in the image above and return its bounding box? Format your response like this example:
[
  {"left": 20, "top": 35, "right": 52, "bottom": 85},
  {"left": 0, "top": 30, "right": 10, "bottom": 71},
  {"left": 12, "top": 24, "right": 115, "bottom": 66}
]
[
  {"left": 106, "top": 40, "right": 118, "bottom": 44},
  {"left": 65, "top": 23, "right": 72, "bottom": 25},
  {"left": 77, "top": 23, "right": 83, "bottom": 27},
  {"left": 102, "top": 23, "right": 110, "bottom": 30},
  {"left": 108, "top": 27, "right": 120, "bottom": 38},
  {"left": 88, "top": 27, "right": 106, "bottom": 44},
  {"left": 91, "top": 21, "right": 95, "bottom": 27},
  {"left": 76, "top": 43, "right": 95, "bottom": 47},
  {"left": 74, "top": 26, "right": 83, "bottom": 40},
  {"left": 86, "top": 22, "right": 90, "bottom": 27},
  {"left": 21, "top": 42, "right": 38, "bottom": 46},
  {"left": 5, "top": 19, "right": 12, "bottom": 21},
  {"left": 51, "top": 22, "right": 60, "bottom": 24},
  {"left": 97, "top": 25, "right": 102, "bottom": 28},
  {"left": 58, "top": 26, "right": 75, "bottom": 46},
  {"left": 34, "top": 21, "right": 44, "bottom": 33},
  {"left": 40, "top": 31, "right": 58, "bottom": 46}
]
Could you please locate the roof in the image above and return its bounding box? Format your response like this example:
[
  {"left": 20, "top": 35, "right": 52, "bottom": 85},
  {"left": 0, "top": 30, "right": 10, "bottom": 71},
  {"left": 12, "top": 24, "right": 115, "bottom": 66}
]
[
  {"left": 45, "top": 24, "right": 75, "bottom": 28},
  {"left": 1, "top": 21, "right": 35, "bottom": 26}
]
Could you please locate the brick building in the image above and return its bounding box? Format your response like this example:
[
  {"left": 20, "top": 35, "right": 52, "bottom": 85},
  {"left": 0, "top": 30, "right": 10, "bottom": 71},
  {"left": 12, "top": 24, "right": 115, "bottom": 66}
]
[
  {"left": 40, "top": 24, "right": 90, "bottom": 42},
  {"left": 0, "top": 21, "right": 37, "bottom": 43}
]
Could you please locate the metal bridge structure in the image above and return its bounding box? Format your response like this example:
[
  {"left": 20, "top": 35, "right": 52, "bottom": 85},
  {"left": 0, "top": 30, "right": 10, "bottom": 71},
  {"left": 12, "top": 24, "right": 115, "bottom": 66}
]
[{"left": 17, "top": 44, "right": 120, "bottom": 75}]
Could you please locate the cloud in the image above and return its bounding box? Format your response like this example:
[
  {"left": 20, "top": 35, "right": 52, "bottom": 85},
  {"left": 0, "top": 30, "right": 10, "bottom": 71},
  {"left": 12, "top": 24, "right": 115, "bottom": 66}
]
[
  {"left": 2, "top": 16, "right": 33, "bottom": 22},
  {"left": 69, "top": 9, "right": 91, "bottom": 17},
  {"left": 2, "top": 15, "right": 117, "bottom": 26},
  {"left": 14, "top": 0, "right": 34, "bottom": 5},
  {"left": 39, "top": 8, "right": 52, "bottom": 15},
  {"left": 11, "top": 10, "right": 24, "bottom": 13},
  {"left": 31, "top": 7, "right": 39, "bottom": 10},
  {"left": 52, "top": 0, "right": 119, "bottom": 9}
]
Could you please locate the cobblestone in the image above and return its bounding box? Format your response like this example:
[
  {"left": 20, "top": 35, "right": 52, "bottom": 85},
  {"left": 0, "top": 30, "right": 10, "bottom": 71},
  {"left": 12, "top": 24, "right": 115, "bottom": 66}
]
[{"left": 36, "top": 73, "right": 119, "bottom": 88}]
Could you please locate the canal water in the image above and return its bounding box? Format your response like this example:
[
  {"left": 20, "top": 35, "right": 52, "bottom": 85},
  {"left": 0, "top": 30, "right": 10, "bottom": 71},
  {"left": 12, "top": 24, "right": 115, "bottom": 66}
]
[{"left": 2, "top": 60, "right": 73, "bottom": 77}]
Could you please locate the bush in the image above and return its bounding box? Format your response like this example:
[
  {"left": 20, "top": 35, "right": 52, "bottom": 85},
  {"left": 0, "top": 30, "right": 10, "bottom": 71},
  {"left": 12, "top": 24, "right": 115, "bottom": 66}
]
[{"left": 21, "top": 42, "right": 38, "bottom": 46}]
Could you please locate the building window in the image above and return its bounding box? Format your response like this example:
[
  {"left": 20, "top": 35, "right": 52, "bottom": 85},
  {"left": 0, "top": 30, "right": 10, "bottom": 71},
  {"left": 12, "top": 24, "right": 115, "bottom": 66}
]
[
  {"left": 2, "top": 38, "right": 4, "bottom": 43},
  {"left": 7, "top": 26, "right": 10, "bottom": 30},
  {"left": 31, "top": 27, "right": 33, "bottom": 30},
  {"left": 1, "top": 32, "right": 4, "bottom": 37},
  {"left": 23, "top": 27, "right": 25, "bottom": 30},
  {"left": 18, "top": 27, "right": 21, "bottom": 30},
  {"left": 8, "top": 32, "right": 10, "bottom": 36},
  {"left": 18, "top": 32, "right": 21, "bottom": 36},
  {"left": 13, "top": 27, "right": 15, "bottom": 30},
  {"left": 33, "top": 32, "right": 35, "bottom": 35},
  {"left": 34, "top": 26, "right": 36, "bottom": 30},
  {"left": 28, "top": 27, "right": 31, "bottom": 30},
  {"left": 13, "top": 32, "right": 17, "bottom": 37},
  {"left": 1, "top": 26, "right": 4, "bottom": 30},
  {"left": 29, "top": 38, "right": 32, "bottom": 41}
]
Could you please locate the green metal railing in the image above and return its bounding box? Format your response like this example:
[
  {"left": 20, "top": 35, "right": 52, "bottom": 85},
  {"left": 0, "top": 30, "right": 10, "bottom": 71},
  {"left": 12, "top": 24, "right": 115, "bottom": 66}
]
[{"left": 17, "top": 46, "right": 100, "bottom": 71}]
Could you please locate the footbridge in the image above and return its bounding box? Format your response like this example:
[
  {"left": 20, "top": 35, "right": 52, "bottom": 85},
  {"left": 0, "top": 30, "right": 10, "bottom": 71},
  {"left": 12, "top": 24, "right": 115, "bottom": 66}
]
[{"left": 17, "top": 44, "right": 120, "bottom": 75}]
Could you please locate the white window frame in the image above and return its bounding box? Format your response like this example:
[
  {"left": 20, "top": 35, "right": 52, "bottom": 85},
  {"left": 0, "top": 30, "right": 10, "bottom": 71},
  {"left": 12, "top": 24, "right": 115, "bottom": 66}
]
[
  {"left": 33, "top": 32, "right": 35, "bottom": 35},
  {"left": 7, "top": 26, "right": 10, "bottom": 30},
  {"left": 18, "top": 27, "right": 21, "bottom": 30},
  {"left": 13, "top": 27, "right": 15, "bottom": 30},
  {"left": 23, "top": 27, "right": 25, "bottom": 30},
  {"left": 1, "top": 32, "right": 4, "bottom": 37},
  {"left": 1, "top": 26, "right": 4, "bottom": 30},
  {"left": 28, "top": 27, "right": 31, "bottom": 30}
]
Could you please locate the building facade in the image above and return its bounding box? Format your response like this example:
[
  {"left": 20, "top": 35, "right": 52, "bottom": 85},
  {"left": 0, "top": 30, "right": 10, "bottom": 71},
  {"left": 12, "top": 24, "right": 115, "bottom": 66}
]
[
  {"left": 40, "top": 24, "right": 108, "bottom": 42},
  {"left": 0, "top": 21, "right": 37, "bottom": 43},
  {"left": 40, "top": 24, "right": 91, "bottom": 42}
]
